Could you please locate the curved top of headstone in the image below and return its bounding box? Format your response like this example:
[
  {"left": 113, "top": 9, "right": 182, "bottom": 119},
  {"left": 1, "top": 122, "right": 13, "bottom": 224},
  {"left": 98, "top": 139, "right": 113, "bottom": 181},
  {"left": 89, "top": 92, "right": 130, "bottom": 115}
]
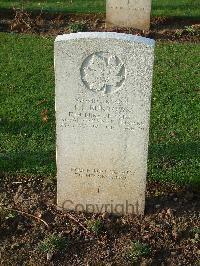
[{"left": 55, "top": 32, "right": 155, "bottom": 48}]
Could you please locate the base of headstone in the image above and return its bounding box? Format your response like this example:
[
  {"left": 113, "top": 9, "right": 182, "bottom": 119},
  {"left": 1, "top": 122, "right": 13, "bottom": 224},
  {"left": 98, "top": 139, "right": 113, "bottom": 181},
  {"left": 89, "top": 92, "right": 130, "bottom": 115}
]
[{"left": 105, "top": 20, "right": 151, "bottom": 31}]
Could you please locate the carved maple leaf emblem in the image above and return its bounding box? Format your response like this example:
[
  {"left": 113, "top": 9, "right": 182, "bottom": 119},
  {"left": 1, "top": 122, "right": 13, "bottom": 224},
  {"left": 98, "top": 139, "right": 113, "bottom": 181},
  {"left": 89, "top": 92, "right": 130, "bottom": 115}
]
[{"left": 83, "top": 53, "right": 125, "bottom": 94}]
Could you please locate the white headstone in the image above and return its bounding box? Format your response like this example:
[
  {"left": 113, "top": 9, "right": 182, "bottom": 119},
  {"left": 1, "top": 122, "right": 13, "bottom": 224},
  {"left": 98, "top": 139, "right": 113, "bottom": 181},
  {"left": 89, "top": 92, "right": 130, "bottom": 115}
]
[
  {"left": 106, "top": 0, "right": 152, "bottom": 30},
  {"left": 55, "top": 32, "right": 155, "bottom": 215}
]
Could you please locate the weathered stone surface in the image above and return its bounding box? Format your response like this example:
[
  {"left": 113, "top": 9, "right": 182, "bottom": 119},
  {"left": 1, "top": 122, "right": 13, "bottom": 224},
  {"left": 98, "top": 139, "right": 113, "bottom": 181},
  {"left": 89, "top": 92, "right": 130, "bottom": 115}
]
[
  {"left": 55, "top": 32, "right": 155, "bottom": 215},
  {"left": 106, "top": 0, "right": 152, "bottom": 30}
]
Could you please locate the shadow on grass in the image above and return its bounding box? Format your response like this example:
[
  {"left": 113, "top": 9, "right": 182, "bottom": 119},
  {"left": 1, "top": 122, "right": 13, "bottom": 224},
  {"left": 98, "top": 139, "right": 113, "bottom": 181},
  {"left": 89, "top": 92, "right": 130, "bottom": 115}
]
[
  {"left": 0, "top": 118, "right": 56, "bottom": 176},
  {"left": 0, "top": 150, "right": 56, "bottom": 176},
  {"left": 0, "top": 141, "right": 199, "bottom": 181},
  {"left": 1, "top": 118, "right": 199, "bottom": 181},
  {"left": 148, "top": 142, "right": 200, "bottom": 186},
  {"left": 149, "top": 142, "right": 199, "bottom": 160},
  {"left": 0, "top": 116, "right": 55, "bottom": 134}
]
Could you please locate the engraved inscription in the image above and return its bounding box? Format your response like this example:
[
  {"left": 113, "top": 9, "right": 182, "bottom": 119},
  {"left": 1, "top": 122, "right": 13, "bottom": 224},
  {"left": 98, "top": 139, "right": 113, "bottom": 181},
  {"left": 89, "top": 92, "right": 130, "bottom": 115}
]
[
  {"left": 60, "top": 98, "right": 146, "bottom": 131},
  {"left": 109, "top": 6, "right": 147, "bottom": 11},
  {"left": 81, "top": 52, "right": 125, "bottom": 94},
  {"left": 71, "top": 168, "right": 135, "bottom": 180}
]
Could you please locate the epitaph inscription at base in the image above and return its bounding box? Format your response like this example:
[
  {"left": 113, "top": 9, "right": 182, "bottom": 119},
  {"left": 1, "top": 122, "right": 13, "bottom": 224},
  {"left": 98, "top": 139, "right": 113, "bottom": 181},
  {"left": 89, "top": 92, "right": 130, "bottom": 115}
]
[{"left": 55, "top": 32, "right": 155, "bottom": 215}]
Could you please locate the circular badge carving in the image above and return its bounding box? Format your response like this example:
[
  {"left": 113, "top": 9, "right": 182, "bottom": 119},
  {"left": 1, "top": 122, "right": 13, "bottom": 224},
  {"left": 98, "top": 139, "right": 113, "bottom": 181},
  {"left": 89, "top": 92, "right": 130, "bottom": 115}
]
[{"left": 81, "top": 52, "right": 125, "bottom": 94}]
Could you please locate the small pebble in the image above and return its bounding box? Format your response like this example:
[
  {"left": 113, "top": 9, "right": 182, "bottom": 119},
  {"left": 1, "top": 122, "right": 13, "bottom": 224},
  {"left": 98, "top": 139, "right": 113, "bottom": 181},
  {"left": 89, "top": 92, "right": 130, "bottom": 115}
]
[
  {"left": 171, "top": 251, "right": 176, "bottom": 256},
  {"left": 102, "top": 212, "right": 109, "bottom": 219},
  {"left": 47, "top": 251, "right": 53, "bottom": 261},
  {"left": 167, "top": 208, "right": 173, "bottom": 216},
  {"left": 11, "top": 243, "right": 20, "bottom": 249}
]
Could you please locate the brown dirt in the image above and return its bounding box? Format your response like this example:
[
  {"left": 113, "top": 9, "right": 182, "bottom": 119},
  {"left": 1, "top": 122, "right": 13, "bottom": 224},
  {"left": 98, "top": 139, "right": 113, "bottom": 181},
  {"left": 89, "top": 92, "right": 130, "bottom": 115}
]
[
  {"left": 0, "top": 8, "right": 200, "bottom": 42},
  {"left": 0, "top": 173, "right": 199, "bottom": 265}
]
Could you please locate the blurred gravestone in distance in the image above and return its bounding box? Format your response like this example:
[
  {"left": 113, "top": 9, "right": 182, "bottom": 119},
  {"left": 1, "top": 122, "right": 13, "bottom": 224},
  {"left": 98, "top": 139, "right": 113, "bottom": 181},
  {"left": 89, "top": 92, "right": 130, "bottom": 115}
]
[{"left": 106, "top": 0, "right": 152, "bottom": 30}]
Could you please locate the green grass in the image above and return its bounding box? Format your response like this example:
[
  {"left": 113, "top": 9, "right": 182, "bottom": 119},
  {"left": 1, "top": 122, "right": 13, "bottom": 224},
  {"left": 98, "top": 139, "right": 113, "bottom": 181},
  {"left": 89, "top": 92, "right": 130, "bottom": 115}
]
[
  {"left": 87, "top": 219, "right": 103, "bottom": 234},
  {"left": 0, "top": 32, "right": 199, "bottom": 185},
  {"left": 0, "top": 33, "right": 55, "bottom": 176},
  {"left": 150, "top": 43, "right": 200, "bottom": 185},
  {"left": 0, "top": 0, "right": 199, "bottom": 18},
  {"left": 128, "top": 241, "right": 151, "bottom": 262},
  {"left": 39, "top": 234, "right": 69, "bottom": 253}
]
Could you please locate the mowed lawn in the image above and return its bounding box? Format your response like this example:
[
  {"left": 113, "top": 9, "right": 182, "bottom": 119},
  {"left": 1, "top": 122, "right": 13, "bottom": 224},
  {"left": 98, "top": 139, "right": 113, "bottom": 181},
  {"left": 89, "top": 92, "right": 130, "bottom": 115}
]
[
  {"left": 0, "top": 0, "right": 200, "bottom": 17},
  {"left": 0, "top": 32, "right": 199, "bottom": 185}
]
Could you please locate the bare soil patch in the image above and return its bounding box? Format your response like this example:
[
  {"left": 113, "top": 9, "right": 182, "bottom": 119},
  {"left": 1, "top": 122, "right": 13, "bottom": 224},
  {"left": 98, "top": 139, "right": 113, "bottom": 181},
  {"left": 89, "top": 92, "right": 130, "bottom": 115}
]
[
  {"left": 0, "top": 9, "right": 199, "bottom": 42},
  {"left": 0, "top": 172, "right": 199, "bottom": 265}
]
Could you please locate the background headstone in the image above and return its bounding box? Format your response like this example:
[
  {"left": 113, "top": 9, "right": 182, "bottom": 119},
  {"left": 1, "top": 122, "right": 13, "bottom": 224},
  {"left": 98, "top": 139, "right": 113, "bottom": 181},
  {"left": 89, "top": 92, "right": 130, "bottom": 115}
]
[
  {"left": 55, "top": 32, "right": 155, "bottom": 215},
  {"left": 106, "top": 0, "right": 152, "bottom": 30}
]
